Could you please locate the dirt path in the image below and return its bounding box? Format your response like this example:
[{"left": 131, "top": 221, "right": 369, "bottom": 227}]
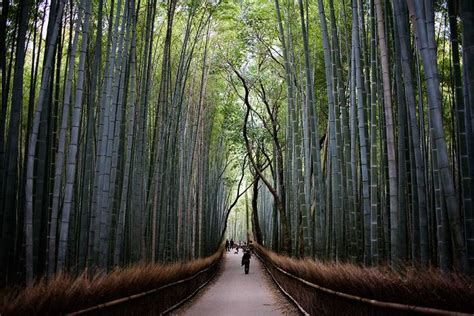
[{"left": 173, "top": 251, "right": 299, "bottom": 316}]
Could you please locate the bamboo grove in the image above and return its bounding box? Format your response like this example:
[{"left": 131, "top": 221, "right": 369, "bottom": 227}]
[
  {"left": 1, "top": 0, "right": 474, "bottom": 288},
  {"left": 0, "top": 0, "right": 243, "bottom": 286},
  {"left": 224, "top": 0, "right": 474, "bottom": 274}
]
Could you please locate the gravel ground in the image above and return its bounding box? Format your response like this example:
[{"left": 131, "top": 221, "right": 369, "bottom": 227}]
[{"left": 171, "top": 251, "right": 299, "bottom": 316}]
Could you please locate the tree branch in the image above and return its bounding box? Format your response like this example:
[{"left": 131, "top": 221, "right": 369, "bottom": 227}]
[{"left": 232, "top": 66, "right": 280, "bottom": 201}]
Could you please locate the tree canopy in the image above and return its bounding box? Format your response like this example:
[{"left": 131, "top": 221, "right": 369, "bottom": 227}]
[{"left": 1, "top": 0, "right": 473, "bottom": 286}]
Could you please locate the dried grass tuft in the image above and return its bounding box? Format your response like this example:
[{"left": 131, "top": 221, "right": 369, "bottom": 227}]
[
  {"left": 0, "top": 250, "right": 222, "bottom": 316},
  {"left": 256, "top": 245, "right": 474, "bottom": 313}
]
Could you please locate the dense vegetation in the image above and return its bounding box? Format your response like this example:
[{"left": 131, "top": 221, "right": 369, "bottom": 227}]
[
  {"left": 0, "top": 0, "right": 473, "bottom": 290},
  {"left": 1, "top": 251, "right": 222, "bottom": 314},
  {"left": 234, "top": 0, "right": 474, "bottom": 275},
  {"left": 255, "top": 245, "right": 474, "bottom": 314}
]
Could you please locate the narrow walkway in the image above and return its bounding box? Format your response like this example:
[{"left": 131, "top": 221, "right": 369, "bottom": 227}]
[{"left": 176, "top": 250, "right": 298, "bottom": 315}]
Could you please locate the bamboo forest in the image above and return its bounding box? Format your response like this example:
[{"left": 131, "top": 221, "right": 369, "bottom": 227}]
[{"left": 1, "top": 0, "right": 474, "bottom": 314}]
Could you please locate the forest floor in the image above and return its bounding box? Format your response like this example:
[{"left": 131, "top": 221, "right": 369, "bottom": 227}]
[{"left": 173, "top": 250, "right": 299, "bottom": 315}]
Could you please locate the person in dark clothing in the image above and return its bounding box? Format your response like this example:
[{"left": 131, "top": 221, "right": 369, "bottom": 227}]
[
  {"left": 230, "top": 239, "right": 234, "bottom": 249},
  {"left": 241, "top": 250, "right": 251, "bottom": 274},
  {"left": 225, "top": 239, "right": 230, "bottom": 252}
]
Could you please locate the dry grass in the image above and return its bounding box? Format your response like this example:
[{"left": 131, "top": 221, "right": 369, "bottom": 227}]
[
  {"left": 0, "top": 250, "right": 222, "bottom": 316},
  {"left": 256, "top": 245, "right": 474, "bottom": 314}
]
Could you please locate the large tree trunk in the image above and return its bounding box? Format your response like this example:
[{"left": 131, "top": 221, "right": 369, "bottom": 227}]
[
  {"left": 458, "top": 0, "right": 474, "bottom": 273},
  {"left": 352, "top": 0, "right": 371, "bottom": 265},
  {"left": 374, "top": 0, "right": 399, "bottom": 266},
  {"left": 48, "top": 0, "right": 82, "bottom": 276},
  {"left": 251, "top": 175, "right": 263, "bottom": 245},
  {"left": 2, "top": 0, "right": 31, "bottom": 285},
  {"left": 114, "top": 0, "right": 137, "bottom": 266},
  {"left": 408, "top": 0, "right": 467, "bottom": 272},
  {"left": 25, "top": 0, "right": 66, "bottom": 283},
  {"left": 56, "top": 0, "right": 92, "bottom": 272},
  {"left": 237, "top": 67, "right": 292, "bottom": 254}
]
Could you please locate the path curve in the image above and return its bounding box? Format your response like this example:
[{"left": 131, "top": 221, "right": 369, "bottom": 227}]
[{"left": 174, "top": 250, "right": 298, "bottom": 316}]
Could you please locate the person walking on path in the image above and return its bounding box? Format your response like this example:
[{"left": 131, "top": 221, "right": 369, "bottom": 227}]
[
  {"left": 230, "top": 239, "right": 234, "bottom": 250},
  {"left": 225, "top": 239, "right": 230, "bottom": 252},
  {"left": 241, "top": 250, "right": 251, "bottom": 274},
  {"left": 180, "top": 246, "right": 298, "bottom": 315}
]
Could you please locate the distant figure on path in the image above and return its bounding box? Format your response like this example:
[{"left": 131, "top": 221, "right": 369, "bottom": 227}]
[
  {"left": 241, "top": 250, "right": 251, "bottom": 274},
  {"left": 230, "top": 239, "right": 234, "bottom": 249},
  {"left": 225, "top": 239, "right": 230, "bottom": 252}
]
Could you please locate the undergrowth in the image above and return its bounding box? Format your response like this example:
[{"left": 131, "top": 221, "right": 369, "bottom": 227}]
[
  {"left": 256, "top": 245, "right": 474, "bottom": 313},
  {"left": 0, "top": 250, "right": 222, "bottom": 315}
]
